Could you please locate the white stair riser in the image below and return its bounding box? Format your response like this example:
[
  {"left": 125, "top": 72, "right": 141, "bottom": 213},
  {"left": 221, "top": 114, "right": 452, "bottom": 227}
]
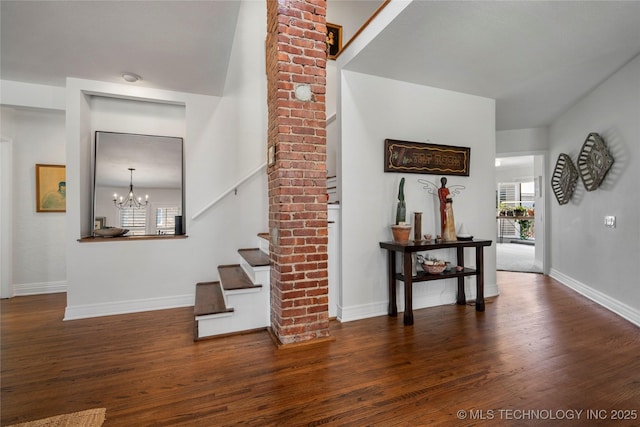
[
  {"left": 239, "top": 260, "right": 270, "bottom": 286},
  {"left": 196, "top": 287, "right": 270, "bottom": 339},
  {"left": 258, "top": 237, "right": 270, "bottom": 254},
  {"left": 196, "top": 237, "right": 272, "bottom": 340}
]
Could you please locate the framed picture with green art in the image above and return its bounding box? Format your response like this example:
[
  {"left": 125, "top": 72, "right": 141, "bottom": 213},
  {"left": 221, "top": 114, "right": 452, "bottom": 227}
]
[{"left": 36, "top": 164, "right": 66, "bottom": 212}]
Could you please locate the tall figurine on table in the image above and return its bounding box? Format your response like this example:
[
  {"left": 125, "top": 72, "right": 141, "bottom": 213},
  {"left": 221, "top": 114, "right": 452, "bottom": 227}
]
[
  {"left": 438, "top": 177, "right": 457, "bottom": 241},
  {"left": 419, "top": 176, "right": 465, "bottom": 242}
]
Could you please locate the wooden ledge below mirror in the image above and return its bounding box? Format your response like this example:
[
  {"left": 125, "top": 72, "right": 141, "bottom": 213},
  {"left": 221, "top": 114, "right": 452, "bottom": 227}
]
[{"left": 78, "top": 235, "right": 188, "bottom": 243}]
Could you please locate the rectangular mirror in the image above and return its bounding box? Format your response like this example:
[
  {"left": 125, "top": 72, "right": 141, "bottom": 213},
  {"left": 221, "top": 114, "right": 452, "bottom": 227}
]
[{"left": 93, "top": 131, "right": 184, "bottom": 236}]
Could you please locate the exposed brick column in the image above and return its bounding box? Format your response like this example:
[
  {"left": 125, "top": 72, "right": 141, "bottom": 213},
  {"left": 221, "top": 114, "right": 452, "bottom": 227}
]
[{"left": 266, "top": 0, "right": 330, "bottom": 345}]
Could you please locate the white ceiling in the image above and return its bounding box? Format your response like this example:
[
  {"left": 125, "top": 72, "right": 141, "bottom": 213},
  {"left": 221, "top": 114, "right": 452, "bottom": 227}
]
[
  {"left": 2, "top": 1, "right": 640, "bottom": 131},
  {"left": 344, "top": 1, "right": 640, "bottom": 130},
  {"left": 95, "top": 132, "right": 183, "bottom": 189},
  {"left": 0, "top": 0, "right": 240, "bottom": 95}
]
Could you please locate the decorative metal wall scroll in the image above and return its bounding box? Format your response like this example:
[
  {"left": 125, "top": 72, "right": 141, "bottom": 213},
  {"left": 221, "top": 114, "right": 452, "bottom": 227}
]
[
  {"left": 384, "top": 139, "right": 470, "bottom": 176},
  {"left": 577, "top": 132, "right": 614, "bottom": 191},
  {"left": 551, "top": 153, "right": 579, "bottom": 205}
]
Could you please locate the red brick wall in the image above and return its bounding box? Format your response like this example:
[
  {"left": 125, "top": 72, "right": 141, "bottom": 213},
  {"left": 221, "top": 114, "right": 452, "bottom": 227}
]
[{"left": 266, "top": 0, "right": 330, "bottom": 345}]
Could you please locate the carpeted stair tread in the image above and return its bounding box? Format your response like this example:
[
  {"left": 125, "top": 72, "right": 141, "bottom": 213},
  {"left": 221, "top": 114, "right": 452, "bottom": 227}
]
[
  {"left": 218, "top": 264, "right": 261, "bottom": 290},
  {"left": 238, "top": 248, "right": 270, "bottom": 267},
  {"left": 194, "top": 281, "right": 233, "bottom": 316}
]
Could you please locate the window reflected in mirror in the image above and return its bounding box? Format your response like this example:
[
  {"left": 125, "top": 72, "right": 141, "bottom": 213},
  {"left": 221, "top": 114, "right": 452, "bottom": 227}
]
[{"left": 93, "top": 131, "right": 184, "bottom": 236}]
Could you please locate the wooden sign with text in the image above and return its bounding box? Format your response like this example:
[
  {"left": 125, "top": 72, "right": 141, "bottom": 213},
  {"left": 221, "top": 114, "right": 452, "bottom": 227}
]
[{"left": 384, "top": 139, "right": 470, "bottom": 176}]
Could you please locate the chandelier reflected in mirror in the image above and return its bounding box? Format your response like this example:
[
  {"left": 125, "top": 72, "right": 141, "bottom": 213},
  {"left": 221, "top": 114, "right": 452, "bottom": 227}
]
[{"left": 113, "top": 168, "right": 149, "bottom": 209}]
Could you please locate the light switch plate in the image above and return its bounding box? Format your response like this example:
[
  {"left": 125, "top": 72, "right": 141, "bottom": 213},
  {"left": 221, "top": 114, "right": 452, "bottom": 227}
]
[{"left": 604, "top": 216, "right": 616, "bottom": 228}]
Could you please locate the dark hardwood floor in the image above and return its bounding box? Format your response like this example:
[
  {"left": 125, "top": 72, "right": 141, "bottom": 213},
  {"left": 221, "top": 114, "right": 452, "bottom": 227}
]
[{"left": 2, "top": 272, "right": 639, "bottom": 426}]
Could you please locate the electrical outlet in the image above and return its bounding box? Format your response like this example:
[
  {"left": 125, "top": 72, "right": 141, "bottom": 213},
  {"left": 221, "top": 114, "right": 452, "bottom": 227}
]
[{"left": 604, "top": 216, "right": 616, "bottom": 228}]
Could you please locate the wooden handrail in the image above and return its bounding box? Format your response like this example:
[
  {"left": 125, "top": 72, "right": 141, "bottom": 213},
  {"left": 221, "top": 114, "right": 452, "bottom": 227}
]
[
  {"left": 191, "top": 162, "right": 267, "bottom": 220},
  {"left": 334, "top": 0, "right": 391, "bottom": 60}
]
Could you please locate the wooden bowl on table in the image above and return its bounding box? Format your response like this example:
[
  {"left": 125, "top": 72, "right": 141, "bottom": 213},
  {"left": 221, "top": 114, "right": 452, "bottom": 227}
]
[{"left": 421, "top": 262, "right": 446, "bottom": 274}]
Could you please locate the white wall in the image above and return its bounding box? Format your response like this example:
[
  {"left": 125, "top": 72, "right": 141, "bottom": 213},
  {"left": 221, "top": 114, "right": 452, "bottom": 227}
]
[
  {"left": 0, "top": 130, "right": 13, "bottom": 298},
  {"left": 91, "top": 96, "right": 185, "bottom": 138},
  {"left": 62, "top": 0, "right": 268, "bottom": 319},
  {"left": 1, "top": 108, "right": 15, "bottom": 298},
  {"left": 1, "top": 80, "right": 66, "bottom": 111},
  {"left": 328, "top": 0, "right": 413, "bottom": 189},
  {"left": 325, "top": 1, "right": 406, "bottom": 179},
  {"left": 0, "top": 0, "right": 268, "bottom": 317},
  {"left": 326, "top": 62, "right": 338, "bottom": 178},
  {"left": 496, "top": 127, "right": 548, "bottom": 155},
  {"left": 64, "top": 81, "right": 211, "bottom": 317},
  {"left": 326, "top": 1, "right": 383, "bottom": 48},
  {"left": 1, "top": 107, "right": 67, "bottom": 296},
  {"left": 217, "top": 0, "right": 268, "bottom": 245},
  {"left": 549, "top": 54, "right": 640, "bottom": 326},
  {"left": 533, "top": 154, "right": 545, "bottom": 271},
  {"left": 338, "top": 70, "right": 497, "bottom": 321},
  {"left": 495, "top": 162, "right": 534, "bottom": 184}
]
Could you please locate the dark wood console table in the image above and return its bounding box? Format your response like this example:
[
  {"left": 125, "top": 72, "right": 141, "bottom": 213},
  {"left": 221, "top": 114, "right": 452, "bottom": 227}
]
[{"left": 379, "top": 239, "right": 492, "bottom": 325}]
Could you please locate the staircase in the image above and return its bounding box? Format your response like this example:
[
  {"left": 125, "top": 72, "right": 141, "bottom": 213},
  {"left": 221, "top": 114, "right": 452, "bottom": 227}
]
[{"left": 194, "top": 234, "right": 271, "bottom": 340}]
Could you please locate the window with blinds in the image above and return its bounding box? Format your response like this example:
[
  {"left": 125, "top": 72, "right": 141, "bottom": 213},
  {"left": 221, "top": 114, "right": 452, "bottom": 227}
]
[
  {"left": 498, "top": 183, "right": 517, "bottom": 208},
  {"left": 498, "top": 182, "right": 535, "bottom": 208},
  {"left": 498, "top": 183, "right": 518, "bottom": 238},
  {"left": 119, "top": 207, "right": 148, "bottom": 235},
  {"left": 497, "top": 181, "right": 535, "bottom": 240},
  {"left": 156, "top": 206, "right": 180, "bottom": 235}
]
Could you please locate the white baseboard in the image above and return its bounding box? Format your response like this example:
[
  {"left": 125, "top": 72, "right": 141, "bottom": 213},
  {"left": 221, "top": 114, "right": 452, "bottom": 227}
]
[
  {"left": 64, "top": 294, "right": 194, "bottom": 320},
  {"left": 550, "top": 269, "right": 640, "bottom": 327},
  {"left": 12, "top": 281, "right": 67, "bottom": 296},
  {"left": 337, "top": 301, "right": 387, "bottom": 322}
]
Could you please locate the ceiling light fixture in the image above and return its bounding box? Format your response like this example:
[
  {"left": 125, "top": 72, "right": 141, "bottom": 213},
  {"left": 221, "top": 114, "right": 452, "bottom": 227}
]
[
  {"left": 121, "top": 72, "right": 142, "bottom": 83},
  {"left": 113, "top": 168, "right": 149, "bottom": 209}
]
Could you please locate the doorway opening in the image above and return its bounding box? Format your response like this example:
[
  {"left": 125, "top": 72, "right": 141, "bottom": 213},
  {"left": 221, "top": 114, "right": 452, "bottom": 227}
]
[{"left": 495, "top": 155, "right": 544, "bottom": 273}]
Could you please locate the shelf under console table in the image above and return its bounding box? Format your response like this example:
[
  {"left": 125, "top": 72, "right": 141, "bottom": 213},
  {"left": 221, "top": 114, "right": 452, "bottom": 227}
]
[{"left": 379, "top": 239, "right": 492, "bottom": 326}]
